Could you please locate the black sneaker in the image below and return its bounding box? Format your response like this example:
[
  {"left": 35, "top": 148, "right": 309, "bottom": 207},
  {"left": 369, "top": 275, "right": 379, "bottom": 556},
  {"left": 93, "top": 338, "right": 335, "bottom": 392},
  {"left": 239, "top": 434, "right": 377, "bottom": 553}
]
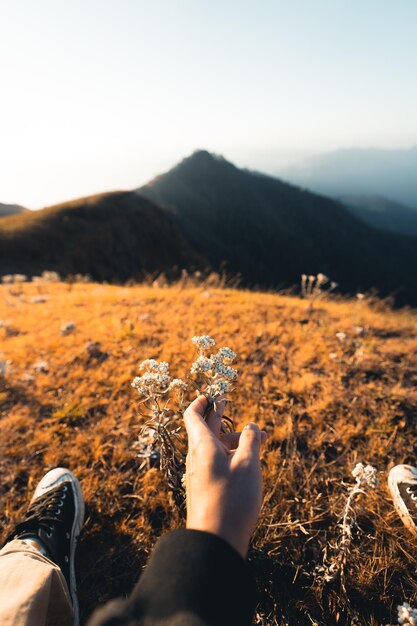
[
  {"left": 4, "top": 468, "right": 85, "bottom": 625},
  {"left": 388, "top": 464, "right": 417, "bottom": 536}
]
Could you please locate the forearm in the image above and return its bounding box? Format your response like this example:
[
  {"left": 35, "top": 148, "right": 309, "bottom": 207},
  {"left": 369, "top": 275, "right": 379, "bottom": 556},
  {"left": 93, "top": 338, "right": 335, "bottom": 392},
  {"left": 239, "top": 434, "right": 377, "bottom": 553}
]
[{"left": 87, "top": 529, "right": 257, "bottom": 626}]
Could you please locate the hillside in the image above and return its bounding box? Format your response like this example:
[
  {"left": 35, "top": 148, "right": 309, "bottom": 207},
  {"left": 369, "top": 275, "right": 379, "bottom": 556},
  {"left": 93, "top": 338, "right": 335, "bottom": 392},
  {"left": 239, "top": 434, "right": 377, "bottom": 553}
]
[
  {"left": 138, "top": 150, "right": 417, "bottom": 306},
  {"left": 279, "top": 147, "right": 417, "bottom": 208},
  {"left": 1, "top": 280, "right": 417, "bottom": 625},
  {"left": 339, "top": 195, "right": 417, "bottom": 236},
  {"left": 0, "top": 191, "right": 204, "bottom": 280},
  {"left": 0, "top": 202, "right": 27, "bottom": 218}
]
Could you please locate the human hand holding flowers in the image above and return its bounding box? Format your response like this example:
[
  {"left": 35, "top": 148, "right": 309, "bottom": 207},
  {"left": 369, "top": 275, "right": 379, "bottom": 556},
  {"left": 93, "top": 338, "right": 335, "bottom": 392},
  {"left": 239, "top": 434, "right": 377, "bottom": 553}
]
[{"left": 184, "top": 395, "right": 267, "bottom": 558}]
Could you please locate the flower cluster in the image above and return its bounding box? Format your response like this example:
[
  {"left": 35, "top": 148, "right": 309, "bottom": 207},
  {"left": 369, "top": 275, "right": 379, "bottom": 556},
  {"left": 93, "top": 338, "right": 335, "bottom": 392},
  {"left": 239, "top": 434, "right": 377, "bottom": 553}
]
[
  {"left": 330, "top": 329, "right": 365, "bottom": 366},
  {"left": 317, "top": 461, "right": 378, "bottom": 588},
  {"left": 34, "top": 360, "right": 49, "bottom": 373},
  {"left": 132, "top": 360, "right": 172, "bottom": 398},
  {"left": 35, "top": 270, "right": 60, "bottom": 283},
  {"left": 190, "top": 336, "right": 237, "bottom": 400},
  {"left": 301, "top": 273, "right": 338, "bottom": 300},
  {"left": 397, "top": 603, "right": 417, "bottom": 625},
  {"left": 192, "top": 335, "right": 216, "bottom": 352},
  {"left": 2, "top": 274, "right": 28, "bottom": 284},
  {"left": 352, "top": 462, "right": 378, "bottom": 489},
  {"left": 169, "top": 378, "right": 188, "bottom": 391},
  {"left": 130, "top": 335, "right": 238, "bottom": 512}
]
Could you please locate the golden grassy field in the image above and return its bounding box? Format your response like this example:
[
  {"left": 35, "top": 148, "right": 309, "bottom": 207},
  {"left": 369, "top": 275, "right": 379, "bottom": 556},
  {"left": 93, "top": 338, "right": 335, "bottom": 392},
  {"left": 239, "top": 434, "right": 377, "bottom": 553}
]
[{"left": 1, "top": 280, "right": 417, "bottom": 625}]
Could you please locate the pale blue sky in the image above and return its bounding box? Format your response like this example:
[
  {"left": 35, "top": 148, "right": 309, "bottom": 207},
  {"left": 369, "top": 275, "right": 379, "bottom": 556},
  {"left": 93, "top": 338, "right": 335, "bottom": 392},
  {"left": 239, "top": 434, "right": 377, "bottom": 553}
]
[{"left": 1, "top": 0, "right": 416, "bottom": 209}]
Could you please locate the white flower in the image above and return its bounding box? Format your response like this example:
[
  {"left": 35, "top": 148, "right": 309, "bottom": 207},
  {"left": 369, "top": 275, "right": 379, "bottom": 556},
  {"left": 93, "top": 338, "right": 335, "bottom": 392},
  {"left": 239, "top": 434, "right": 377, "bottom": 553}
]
[
  {"left": 352, "top": 463, "right": 378, "bottom": 488},
  {"left": 336, "top": 332, "right": 347, "bottom": 343},
  {"left": 2, "top": 275, "right": 14, "bottom": 284},
  {"left": 316, "top": 273, "right": 329, "bottom": 285},
  {"left": 211, "top": 359, "right": 238, "bottom": 380},
  {"left": 190, "top": 355, "right": 212, "bottom": 374},
  {"left": 207, "top": 380, "right": 230, "bottom": 397},
  {"left": 140, "top": 359, "right": 170, "bottom": 374},
  {"left": 0, "top": 360, "right": 9, "bottom": 377},
  {"left": 61, "top": 322, "right": 76, "bottom": 335},
  {"left": 169, "top": 378, "right": 188, "bottom": 391},
  {"left": 192, "top": 335, "right": 216, "bottom": 350},
  {"left": 41, "top": 270, "right": 60, "bottom": 282},
  {"left": 329, "top": 352, "right": 338, "bottom": 361},
  {"left": 13, "top": 274, "right": 28, "bottom": 283},
  {"left": 216, "top": 347, "right": 237, "bottom": 362},
  {"left": 398, "top": 602, "right": 417, "bottom": 625},
  {"left": 34, "top": 360, "right": 49, "bottom": 373},
  {"left": 132, "top": 359, "right": 172, "bottom": 397},
  {"left": 356, "top": 293, "right": 365, "bottom": 301}
]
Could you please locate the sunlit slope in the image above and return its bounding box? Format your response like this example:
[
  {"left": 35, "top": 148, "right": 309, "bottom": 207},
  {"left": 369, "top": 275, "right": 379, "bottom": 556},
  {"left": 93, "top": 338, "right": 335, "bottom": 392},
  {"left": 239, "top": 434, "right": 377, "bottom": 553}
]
[
  {"left": 1, "top": 281, "right": 417, "bottom": 625},
  {"left": 0, "top": 191, "right": 204, "bottom": 280}
]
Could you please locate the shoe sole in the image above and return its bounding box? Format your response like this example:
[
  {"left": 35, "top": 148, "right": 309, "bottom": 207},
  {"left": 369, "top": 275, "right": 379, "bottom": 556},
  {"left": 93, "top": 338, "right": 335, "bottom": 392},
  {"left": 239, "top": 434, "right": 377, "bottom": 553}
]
[
  {"left": 388, "top": 468, "right": 417, "bottom": 536},
  {"left": 32, "top": 468, "right": 85, "bottom": 626}
]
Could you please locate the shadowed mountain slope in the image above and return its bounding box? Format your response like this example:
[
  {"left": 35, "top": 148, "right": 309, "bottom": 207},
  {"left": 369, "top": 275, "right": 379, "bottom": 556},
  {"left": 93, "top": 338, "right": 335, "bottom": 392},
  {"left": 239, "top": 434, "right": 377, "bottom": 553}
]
[
  {"left": 0, "top": 191, "right": 204, "bottom": 280},
  {"left": 339, "top": 195, "right": 417, "bottom": 236},
  {"left": 0, "top": 202, "right": 27, "bottom": 218},
  {"left": 138, "top": 150, "right": 417, "bottom": 305}
]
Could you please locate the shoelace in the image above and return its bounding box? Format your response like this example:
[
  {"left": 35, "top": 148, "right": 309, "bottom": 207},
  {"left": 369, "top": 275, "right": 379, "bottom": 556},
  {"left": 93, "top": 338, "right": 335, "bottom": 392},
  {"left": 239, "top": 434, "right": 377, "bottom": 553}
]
[{"left": 18, "top": 484, "right": 69, "bottom": 538}]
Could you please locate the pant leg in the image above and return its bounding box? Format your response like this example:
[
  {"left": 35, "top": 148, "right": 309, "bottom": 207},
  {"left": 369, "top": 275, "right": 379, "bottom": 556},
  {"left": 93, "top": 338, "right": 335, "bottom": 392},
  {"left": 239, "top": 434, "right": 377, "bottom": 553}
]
[{"left": 0, "top": 539, "right": 74, "bottom": 626}]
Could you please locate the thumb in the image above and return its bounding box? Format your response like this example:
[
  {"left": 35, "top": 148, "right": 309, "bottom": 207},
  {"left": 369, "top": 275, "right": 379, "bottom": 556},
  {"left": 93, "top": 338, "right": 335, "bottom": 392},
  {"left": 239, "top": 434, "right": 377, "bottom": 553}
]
[
  {"left": 205, "top": 396, "right": 226, "bottom": 438},
  {"left": 183, "top": 396, "right": 210, "bottom": 442}
]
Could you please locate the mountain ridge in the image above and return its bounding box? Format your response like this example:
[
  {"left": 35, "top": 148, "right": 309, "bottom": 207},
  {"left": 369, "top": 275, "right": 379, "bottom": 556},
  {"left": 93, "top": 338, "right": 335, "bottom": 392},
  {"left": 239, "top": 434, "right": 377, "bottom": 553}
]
[
  {"left": 0, "top": 191, "right": 204, "bottom": 280},
  {"left": 138, "top": 150, "right": 417, "bottom": 305},
  {"left": 2, "top": 150, "right": 417, "bottom": 306}
]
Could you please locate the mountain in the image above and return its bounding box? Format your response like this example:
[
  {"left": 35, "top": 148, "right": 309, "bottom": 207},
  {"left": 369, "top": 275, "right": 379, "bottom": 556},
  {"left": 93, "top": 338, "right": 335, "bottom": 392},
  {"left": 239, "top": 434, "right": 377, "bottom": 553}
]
[
  {"left": 0, "top": 202, "right": 27, "bottom": 218},
  {"left": 339, "top": 195, "right": 417, "bottom": 236},
  {"left": 0, "top": 191, "right": 203, "bottom": 280},
  {"left": 279, "top": 147, "right": 417, "bottom": 208},
  {"left": 138, "top": 150, "right": 417, "bottom": 306}
]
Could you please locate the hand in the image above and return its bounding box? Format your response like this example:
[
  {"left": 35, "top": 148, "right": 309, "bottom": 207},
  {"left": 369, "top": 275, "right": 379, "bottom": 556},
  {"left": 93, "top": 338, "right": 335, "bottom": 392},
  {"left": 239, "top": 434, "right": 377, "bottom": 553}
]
[{"left": 183, "top": 396, "right": 267, "bottom": 558}]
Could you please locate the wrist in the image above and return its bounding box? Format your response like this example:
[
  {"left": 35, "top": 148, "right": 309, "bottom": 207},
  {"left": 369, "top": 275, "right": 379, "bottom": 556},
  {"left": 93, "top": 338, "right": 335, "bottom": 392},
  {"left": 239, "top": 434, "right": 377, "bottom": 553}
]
[{"left": 186, "top": 519, "right": 249, "bottom": 558}]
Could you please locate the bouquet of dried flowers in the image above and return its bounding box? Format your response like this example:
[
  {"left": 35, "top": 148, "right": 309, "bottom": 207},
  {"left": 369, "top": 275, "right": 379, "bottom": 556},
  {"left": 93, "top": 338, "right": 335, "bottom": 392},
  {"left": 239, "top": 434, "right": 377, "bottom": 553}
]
[{"left": 131, "top": 335, "right": 238, "bottom": 513}]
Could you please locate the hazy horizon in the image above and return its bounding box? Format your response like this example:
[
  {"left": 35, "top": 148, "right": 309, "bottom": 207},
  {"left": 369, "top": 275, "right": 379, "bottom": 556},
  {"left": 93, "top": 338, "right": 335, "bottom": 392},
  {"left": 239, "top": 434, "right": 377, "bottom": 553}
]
[{"left": 1, "top": 0, "right": 417, "bottom": 209}]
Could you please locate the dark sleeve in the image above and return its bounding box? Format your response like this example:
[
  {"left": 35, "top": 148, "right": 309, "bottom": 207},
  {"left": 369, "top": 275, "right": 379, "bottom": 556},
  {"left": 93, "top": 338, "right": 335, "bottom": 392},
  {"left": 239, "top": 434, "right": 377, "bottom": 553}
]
[{"left": 87, "top": 528, "right": 257, "bottom": 626}]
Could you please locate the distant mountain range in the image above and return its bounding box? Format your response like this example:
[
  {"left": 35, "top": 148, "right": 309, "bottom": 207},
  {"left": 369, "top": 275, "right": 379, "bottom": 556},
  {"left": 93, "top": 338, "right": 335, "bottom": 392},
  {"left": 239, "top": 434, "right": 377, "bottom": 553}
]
[
  {"left": 339, "top": 195, "right": 417, "bottom": 236},
  {"left": 279, "top": 147, "right": 417, "bottom": 208},
  {"left": 1, "top": 151, "right": 417, "bottom": 306},
  {"left": 0, "top": 202, "right": 27, "bottom": 217}
]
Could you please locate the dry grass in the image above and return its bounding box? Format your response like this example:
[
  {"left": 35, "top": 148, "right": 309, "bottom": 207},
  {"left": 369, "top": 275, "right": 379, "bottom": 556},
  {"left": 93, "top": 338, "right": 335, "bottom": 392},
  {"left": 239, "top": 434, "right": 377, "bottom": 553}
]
[{"left": 1, "top": 281, "right": 417, "bottom": 625}]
